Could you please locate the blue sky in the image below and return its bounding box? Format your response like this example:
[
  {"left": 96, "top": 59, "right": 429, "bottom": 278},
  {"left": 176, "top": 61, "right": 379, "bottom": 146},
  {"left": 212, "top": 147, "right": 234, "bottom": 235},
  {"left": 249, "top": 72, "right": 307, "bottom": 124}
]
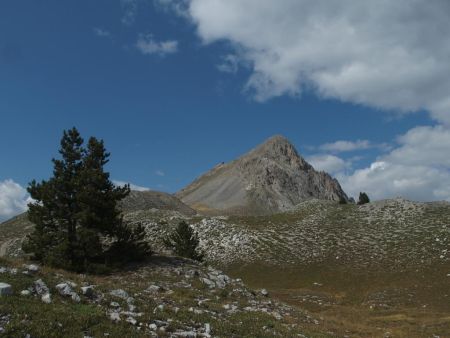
[{"left": 1, "top": 0, "right": 450, "bottom": 220}]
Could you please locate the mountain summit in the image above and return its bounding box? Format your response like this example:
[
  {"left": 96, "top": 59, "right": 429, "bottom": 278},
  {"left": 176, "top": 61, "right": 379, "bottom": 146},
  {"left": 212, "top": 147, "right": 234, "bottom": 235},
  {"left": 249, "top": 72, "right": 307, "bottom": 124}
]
[{"left": 176, "top": 135, "right": 349, "bottom": 214}]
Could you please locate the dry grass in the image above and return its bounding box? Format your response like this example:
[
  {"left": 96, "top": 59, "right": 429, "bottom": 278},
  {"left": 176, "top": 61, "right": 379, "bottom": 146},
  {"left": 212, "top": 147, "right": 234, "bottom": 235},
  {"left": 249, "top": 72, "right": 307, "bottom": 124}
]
[{"left": 225, "top": 261, "right": 450, "bottom": 337}]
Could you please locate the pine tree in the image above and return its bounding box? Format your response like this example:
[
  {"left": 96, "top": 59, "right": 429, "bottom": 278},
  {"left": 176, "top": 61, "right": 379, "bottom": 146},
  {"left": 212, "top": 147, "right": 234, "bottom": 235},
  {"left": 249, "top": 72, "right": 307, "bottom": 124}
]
[
  {"left": 164, "top": 221, "right": 204, "bottom": 262},
  {"left": 357, "top": 192, "right": 370, "bottom": 205},
  {"left": 24, "top": 128, "right": 84, "bottom": 268},
  {"left": 23, "top": 127, "right": 151, "bottom": 272}
]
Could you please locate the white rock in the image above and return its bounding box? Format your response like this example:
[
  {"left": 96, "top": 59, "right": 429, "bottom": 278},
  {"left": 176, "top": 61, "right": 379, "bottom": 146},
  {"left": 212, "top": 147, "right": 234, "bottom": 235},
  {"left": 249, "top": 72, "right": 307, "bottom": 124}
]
[
  {"left": 21, "top": 290, "right": 31, "bottom": 296},
  {"left": 41, "top": 293, "right": 52, "bottom": 304},
  {"left": 81, "top": 286, "right": 94, "bottom": 297},
  {"left": 148, "top": 323, "right": 157, "bottom": 330},
  {"left": 174, "top": 331, "right": 197, "bottom": 337},
  {"left": 110, "top": 312, "right": 121, "bottom": 322},
  {"left": 201, "top": 278, "right": 215, "bottom": 289},
  {"left": 110, "top": 289, "right": 129, "bottom": 299},
  {"left": 146, "top": 285, "right": 161, "bottom": 293},
  {"left": 0, "top": 282, "right": 12, "bottom": 296},
  {"left": 71, "top": 292, "right": 81, "bottom": 302},
  {"left": 34, "top": 279, "right": 49, "bottom": 295},
  {"left": 56, "top": 282, "right": 80, "bottom": 302},
  {"left": 126, "top": 317, "right": 137, "bottom": 325},
  {"left": 260, "top": 289, "right": 269, "bottom": 297},
  {"left": 56, "top": 283, "right": 73, "bottom": 296},
  {"left": 24, "top": 264, "right": 39, "bottom": 272}
]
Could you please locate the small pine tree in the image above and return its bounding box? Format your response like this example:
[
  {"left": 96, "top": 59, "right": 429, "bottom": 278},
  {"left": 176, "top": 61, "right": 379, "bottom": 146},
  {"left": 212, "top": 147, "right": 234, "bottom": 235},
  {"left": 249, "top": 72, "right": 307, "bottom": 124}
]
[
  {"left": 164, "top": 221, "right": 204, "bottom": 262},
  {"left": 357, "top": 192, "right": 370, "bottom": 205},
  {"left": 338, "top": 196, "right": 347, "bottom": 204}
]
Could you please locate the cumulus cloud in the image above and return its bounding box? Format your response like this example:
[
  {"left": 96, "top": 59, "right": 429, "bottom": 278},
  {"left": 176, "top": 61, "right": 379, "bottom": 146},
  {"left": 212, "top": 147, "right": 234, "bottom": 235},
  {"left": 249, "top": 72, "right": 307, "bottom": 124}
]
[
  {"left": 155, "top": 170, "right": 165, "bottom": 177},
  {"left": 0, "top": 179, "right": 31, "bottom": 222},
  {"left": 306, "top": 154, "right": 350, "bottom": 175},
  {"left": 136, "top": 34, "right": 178, "bottom": 56},
  {"left": 319, "top": 140, "right": 371, "bottom": 153},
  {"left": 113, "top": 180, "right": 150, "bottom": 192},
  {"left": 163, "top": 0, "right": 450, "bottom": 124},
  {"left": 337, "top": 125, "right": 450, "bottom": 201}
]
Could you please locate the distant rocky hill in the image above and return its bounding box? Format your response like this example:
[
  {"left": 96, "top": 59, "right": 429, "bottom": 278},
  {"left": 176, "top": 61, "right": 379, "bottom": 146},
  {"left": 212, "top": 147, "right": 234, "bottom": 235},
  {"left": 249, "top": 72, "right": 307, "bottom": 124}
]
[
  {"left": 119, "top": 190, "right": 196, "bottom": 216},
  {"left": 176, "top": 135, "right": 349, "bottom": 215}
]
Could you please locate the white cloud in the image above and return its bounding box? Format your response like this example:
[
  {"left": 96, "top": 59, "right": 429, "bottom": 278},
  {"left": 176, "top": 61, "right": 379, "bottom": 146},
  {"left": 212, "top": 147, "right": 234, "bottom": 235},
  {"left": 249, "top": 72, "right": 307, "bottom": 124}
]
[
  {"left": 0, "top": 179, "right": 31, "bottom": 222},
  {"left": 136, "top": 34, "right": 178, "bottom": 56},
  {"left": 337, "top": 125, "right": 450, "bottom": 201},
  {"left": 121, "top": 0, "right": 138, "bottom": 25},
  {"left": 319, "top": 140, "right": 371, "bottom": 153},
  {"left": 217, "top": 54, "right": 239, "bottom": 74},
  {"left": 155, "top": 170, "right": 165, "bottom": 177},
  {"left": 385, "top": 125, "right": 450, "bottom": 167},
  {"left": 306, "top": 154, "right": 350, "bottom": 175},
  {"left": 93, "top": 27, "right": 111, "bottom": 38},
  {"left": 113, "top": 180, "right": 150, "bottom": 192},
  {"left": 163, "top": 0, "right": 450, "bottom": 125}
]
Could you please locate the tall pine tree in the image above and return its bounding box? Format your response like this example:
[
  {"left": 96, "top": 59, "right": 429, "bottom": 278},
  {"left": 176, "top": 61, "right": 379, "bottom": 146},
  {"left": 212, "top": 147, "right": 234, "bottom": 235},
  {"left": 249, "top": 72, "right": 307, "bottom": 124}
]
[
  {"left": 23, "top": 128, "right": 151, "bottom": 272},
  {"left": 24, "top": 128, "right": 84, "bottom": 268}
]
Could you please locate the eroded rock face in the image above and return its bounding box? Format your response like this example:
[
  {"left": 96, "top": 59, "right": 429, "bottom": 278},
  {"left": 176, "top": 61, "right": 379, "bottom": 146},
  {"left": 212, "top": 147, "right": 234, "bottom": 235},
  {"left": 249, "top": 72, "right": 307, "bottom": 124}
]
[{"left": 177, "top": 135, "right": 349, "bottom": 215}]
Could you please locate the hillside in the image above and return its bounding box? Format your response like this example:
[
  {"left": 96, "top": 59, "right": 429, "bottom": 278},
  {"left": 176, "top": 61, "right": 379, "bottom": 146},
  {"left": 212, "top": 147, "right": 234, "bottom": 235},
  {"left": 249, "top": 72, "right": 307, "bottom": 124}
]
[
  {"left": 2, "top": 198, "right": 450, "bottom": 336},
  {"left": 176, "top": 135, "right": 349, "bottom": 215},
  {"left": 119, "top": 190, "right": 196, "bottom": 216},
  {"left": 0, "top": 256, "right": 326, "bottom": 337}
]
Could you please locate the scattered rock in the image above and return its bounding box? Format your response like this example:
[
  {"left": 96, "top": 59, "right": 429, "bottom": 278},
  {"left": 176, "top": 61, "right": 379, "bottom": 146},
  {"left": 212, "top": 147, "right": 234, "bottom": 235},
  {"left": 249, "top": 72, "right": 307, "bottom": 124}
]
[
  {"left": 23, "top": 264, "right": 39, "bottom": 272},
  {"left": 126, "top": 317, "right": 137, "bottom": 325},
  {"left": 81, "top": 285, "right": 94, "bottom": 297},
  {"left": 0, "top": 282, "right": 12, "bottom": 296},
  {"left": 110, "top": 289, "right": 129, "bottom": 299},
  {"left": 146, "top": 284, "right": 162, "bottom": 293},
  {"left": 55, "top": 282, "right": 80, "bottom": 302},
  {"left": 34, "top": 279, "right": 49, "bottom": 296},
  {"left": 20, "top": 290, "right": 31, "bottom": 296},
  {"left": 109, "top": 312, "right": 121, "bottom": 322},
  {"left": 260, "top": 289, "right": 269, "bottom": 297},
  {"left": 41, "top": 293, "right": 52, "bottom": 304},
  {"left": 201, "top": 278, "right": 215, "bottom": 289}
]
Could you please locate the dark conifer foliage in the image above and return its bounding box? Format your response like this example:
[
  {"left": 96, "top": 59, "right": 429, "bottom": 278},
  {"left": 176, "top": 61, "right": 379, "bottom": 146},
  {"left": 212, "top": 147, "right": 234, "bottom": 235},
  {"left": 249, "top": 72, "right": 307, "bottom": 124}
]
[
  {"left": 164, "top": 221, "right": 204, "bottom": 262},
  {"left": 23, "top": 128, "right": 151, "bottom": 272},
  {"left": 357, "top": 192, "right": 370, "bottom": 205}
]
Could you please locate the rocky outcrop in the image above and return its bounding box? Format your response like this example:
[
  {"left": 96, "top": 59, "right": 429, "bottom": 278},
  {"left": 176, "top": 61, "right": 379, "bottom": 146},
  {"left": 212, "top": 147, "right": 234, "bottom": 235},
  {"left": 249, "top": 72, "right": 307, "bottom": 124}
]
[{"left": 177, "top": 135, "right": 349, "bottom": 214}]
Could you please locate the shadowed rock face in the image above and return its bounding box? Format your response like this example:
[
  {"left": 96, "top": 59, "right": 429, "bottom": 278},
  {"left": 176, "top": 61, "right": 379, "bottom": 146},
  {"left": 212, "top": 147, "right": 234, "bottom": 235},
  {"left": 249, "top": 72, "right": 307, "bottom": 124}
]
[{"left": 176, "top": 135, "right": 349, "bottom": 215}]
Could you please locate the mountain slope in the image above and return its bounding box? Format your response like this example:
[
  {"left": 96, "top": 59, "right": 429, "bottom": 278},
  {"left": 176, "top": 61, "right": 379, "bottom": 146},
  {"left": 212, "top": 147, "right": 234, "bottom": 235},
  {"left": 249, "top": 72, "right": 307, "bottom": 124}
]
[
  {"left": 176, "top": 135, "right": 349, "bottom": 214},
  {"left": 119, "top": 190, "right": 196, "bottom": 216}
]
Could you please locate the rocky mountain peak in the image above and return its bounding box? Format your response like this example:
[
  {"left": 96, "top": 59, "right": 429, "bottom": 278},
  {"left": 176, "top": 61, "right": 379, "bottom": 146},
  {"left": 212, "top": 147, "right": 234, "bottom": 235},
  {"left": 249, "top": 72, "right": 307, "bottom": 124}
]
[
  {"left": 241, "top": 135, "right": 311, "bottom": 170},
  {"left": 176, "top": 135, "right": 349, "bottom": 215}
]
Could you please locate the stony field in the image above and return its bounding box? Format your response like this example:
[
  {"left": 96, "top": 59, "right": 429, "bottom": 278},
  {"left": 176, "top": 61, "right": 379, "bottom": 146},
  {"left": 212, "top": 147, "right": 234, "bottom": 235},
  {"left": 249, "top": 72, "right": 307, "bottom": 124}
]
[{"left": 1, "top": 198, "right": 450, "bottom": 337}]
